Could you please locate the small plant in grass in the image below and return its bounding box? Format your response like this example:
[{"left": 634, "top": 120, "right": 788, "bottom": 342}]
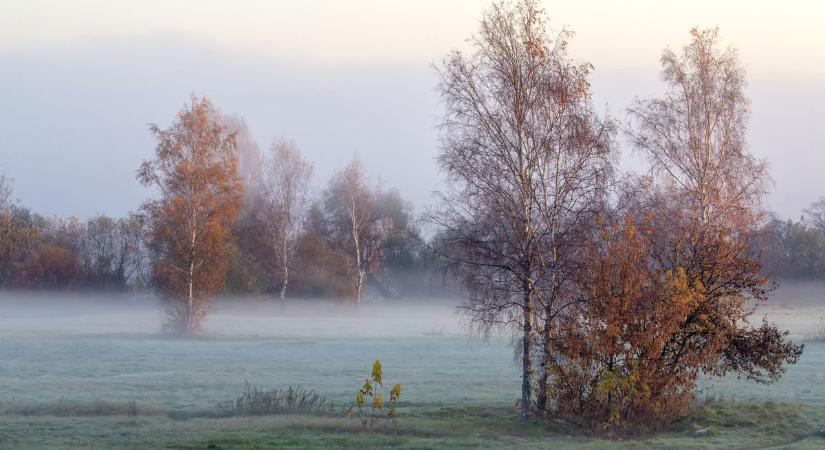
[
  {"left": 219, "top": 382, "right": 336, "bottom": 417},
  {"left": 347, "top": 360, "right": 402, "bottom": 430}
]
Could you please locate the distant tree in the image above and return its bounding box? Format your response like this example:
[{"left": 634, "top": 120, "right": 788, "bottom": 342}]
[
  {"left": 0, "top": 206, "right": 44, "bottom": 287},
  {"left": 290, "top": 204, "right": 355, "bottom": 297},
  {"left": 0, "top": 175, "right": 17, "bottom": 284},
  {"left": 26, "top": 242, "right": 79, "bottom": 288},
  {"left": 322, "top": 158, "right": 386, "bottom": 305},
  {"left": 122, "top": 212, "right": 152, "bottom": 289},
  {"left": 260, "top": 139, "right": 314, "bottom": 304},
  {"left": 214, "top": 114, "right": 264, "bottom": 205},
  {"left": 804, "top": 197, "right": 825, "bottom": 236},
  {"left": 215, "top": 114, "right": 271, "bottom": 295},
  {"left": 369, "top": 189, "right": 425, "bottom": 298},
  {"left": 760, "top": 216, "right": 825, "bottom": 280},
  {"left": 433, "top": 0, "right": 614, "bottom": 418},
  {"left": 84, "top": 216, "right": 121, "bottom": 286},
  {"left": 82, "top": 215, "right": 147, "bottom": 289},
  {"left": 138, "top": 95, "right": 243, "bottom": 334},
  {"left": 0, "top": 172, "right": 12, "bottom": 212}
]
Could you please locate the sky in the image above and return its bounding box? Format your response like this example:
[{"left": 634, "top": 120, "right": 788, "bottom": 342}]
[{"left": 0, "top": 0, "right": 823, "bottom": 220}]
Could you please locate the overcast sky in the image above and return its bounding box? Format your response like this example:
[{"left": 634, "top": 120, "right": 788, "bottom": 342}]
[{"left": 1, "top": 0, "right": 823, "bottom": 220}]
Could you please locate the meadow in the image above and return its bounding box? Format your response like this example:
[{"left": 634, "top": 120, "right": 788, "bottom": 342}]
[{"left": 1, "top": 290, "right": 824, "bottom": 449}]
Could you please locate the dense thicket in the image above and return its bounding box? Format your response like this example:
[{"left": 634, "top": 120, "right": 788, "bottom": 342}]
[
  {"left": 760, "top": 210, "right": 825, "bottom": 280},
  {"left": 0, "top": 203, "right": 147, "bottom": 290}
]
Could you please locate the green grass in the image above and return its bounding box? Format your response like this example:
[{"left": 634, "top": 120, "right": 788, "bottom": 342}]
[{"left": 0, "top": 401, "right": 823, "bottom": 449}]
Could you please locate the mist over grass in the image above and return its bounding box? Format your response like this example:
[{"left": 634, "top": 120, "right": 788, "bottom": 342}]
[
  {"left": 1, "top": 286, "right": 823, "bottom": 448},
  {"left": 0, "top": 291, "right": 466, "bottom": 339}
]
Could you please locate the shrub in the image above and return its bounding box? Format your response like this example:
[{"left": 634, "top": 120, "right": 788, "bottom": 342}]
[{"left": 219, "top": 382, "right": 336, "bottom": 417}]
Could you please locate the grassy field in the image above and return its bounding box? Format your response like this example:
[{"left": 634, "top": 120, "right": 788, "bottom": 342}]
[{"left": 1, "top": 292, "right": 824, "bottom": 449}]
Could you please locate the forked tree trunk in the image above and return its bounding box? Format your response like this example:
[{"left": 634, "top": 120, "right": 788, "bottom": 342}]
[
  {"left": 280, "top": 266, "right": 288, "bottom": 306},
  {"left": 187, "top": 255, "right": 195, "bottom": 334},
  {"left": 537, "top": 266, "right": 557, "bottom": 417},
  {"left": 521, "top": 281, "right": 533, "bottom": 419},
  {"left": 355, "top": 268, "right": 365, "bottom": 307},
  {"left": 351, "top": 203, "right": 363, "bottom": 307},
  {"left": 280, "top": 234, "right": 288, "bottom": 312},
  {"left": 537, "top": 300, "right": 552, "bottom": 416}
]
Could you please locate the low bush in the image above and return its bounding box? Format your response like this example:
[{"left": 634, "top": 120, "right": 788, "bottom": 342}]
[{"left": 218, "top": 382, "right": 337, "bottom": 417}]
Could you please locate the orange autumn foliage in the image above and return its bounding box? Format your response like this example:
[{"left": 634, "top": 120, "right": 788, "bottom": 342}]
[
  {"left": 550, "top": 213, "right": 802, "bottom": 435},
  {"left": 138, "top": 95, "right": 243, "bottom": 334},
  {"left": 551, "top": 215, "right": 703, "bottom": 434}
]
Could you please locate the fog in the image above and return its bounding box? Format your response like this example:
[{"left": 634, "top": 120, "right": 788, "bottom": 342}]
[
  {"left": 0, "top": 292, "right": 466, "bottom": 339},
  {"left": 2, "top": 280, "right": 823, "bottom": 340},
  {"left": 0, "top": 35, "right": 441, "bottom": 219},
  {"left": 0, "top": 292, "right": 518, "bottom": 413},
  {"left": 1, "top": 288, "right": 824, "bottom": 450},
  {"left": 0, "top": 286, "right": 822, "bottom": 412},
  {"left": 1, "top": 1, "right": 824, "bottom": 220}
]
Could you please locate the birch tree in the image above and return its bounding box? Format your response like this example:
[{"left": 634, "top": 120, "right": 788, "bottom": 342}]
[
  {"left": 0, "top": 172, "right": 11, "bottom": 212},
  {"left": 323, "top": 158, "right": 384, "bottom": 305},
  {"left": 627, "top": 27, "right": 768, "bottom": 228},
  {"left": 433, "top": 0, "right": 614, "bottom": 419},
  {"left": 138, "top": 95, "right": 243, "bottom": 334},
  {"left": 260, "top": 139, "right": 313, "bottom": 305}
]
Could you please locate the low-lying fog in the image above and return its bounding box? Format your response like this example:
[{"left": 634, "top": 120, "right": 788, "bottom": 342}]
[
  {"left": 0, "top": 292, "right": 466, "bottom": 339},
  {"left": 0, "top": 284, "right": 823, "bottom": 412},
  {"left": 1, "top": 281, "right": 823, "bottom": 340}
]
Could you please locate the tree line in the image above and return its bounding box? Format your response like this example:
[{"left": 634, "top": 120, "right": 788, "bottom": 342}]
[
  {"left": 3, "top": 170, "right": 819, "bottom": 296},
  {"left": 760, "top": 198, "right": 825, "bottom": 280}
]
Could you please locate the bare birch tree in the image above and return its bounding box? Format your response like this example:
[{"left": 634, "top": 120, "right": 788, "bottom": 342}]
[
  {"left": 433, "top": 0, "right": 615, "bottom": 418},
  {"left": 324, "top": 158, "right": 384, "bottom": 305},
  {"left": 260, "top": 139, "right": 314, "bottom": 305},
  {"left": 803, "top": 197, "right": 825, "bottom": 235},
  {"left": 627, "top": 27, "right": 768, "bottom": 228}
]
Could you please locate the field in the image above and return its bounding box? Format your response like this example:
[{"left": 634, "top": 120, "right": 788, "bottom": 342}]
[{"left": 1, "top": 289, "right": 824, "bottom": 449}]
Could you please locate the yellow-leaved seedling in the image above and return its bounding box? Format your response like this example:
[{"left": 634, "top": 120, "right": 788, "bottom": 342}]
[{"left": 347, "top": 359, "right": 402, "bottom": 430}]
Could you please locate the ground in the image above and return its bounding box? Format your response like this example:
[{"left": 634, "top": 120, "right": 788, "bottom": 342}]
[{"left": 0, "top": 290, "right": 824, "bottom": 449}]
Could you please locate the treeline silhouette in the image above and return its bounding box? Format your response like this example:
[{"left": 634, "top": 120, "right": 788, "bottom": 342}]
[
  {"left": 761, "top": 199, "right": 825, "bottom": 280},
  {"left": 2, "top": 178, "right": 823, "bottom": 293}
]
